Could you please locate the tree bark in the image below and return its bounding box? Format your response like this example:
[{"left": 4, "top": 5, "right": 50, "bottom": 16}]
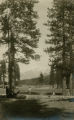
[{"left": 8, "top": 32, "right": 15, "bottom": 90}]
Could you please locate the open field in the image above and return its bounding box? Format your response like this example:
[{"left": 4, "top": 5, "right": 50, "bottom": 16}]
[
  {"left": 0, "top": 84, "right": 74, "bottom": 97},
  {"left": 16, "top": 85, "right": 62, "bottom": 95},
  {"left": 16, "top": 85, "right": 74, "bottom": 96}
]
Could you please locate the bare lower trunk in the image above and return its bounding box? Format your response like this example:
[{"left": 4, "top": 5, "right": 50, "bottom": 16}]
[
  {"left": 8, "top": 33, "right": 15, "bottom": 90},
  {"left": 69, "top": 73, "right": 73, "bottom": 96},
  {"left": 62, "top": 76, "right": 67, "bottom": 96},
  {"left": 3, "top": 73, "right": 5, "bottom": 88}
]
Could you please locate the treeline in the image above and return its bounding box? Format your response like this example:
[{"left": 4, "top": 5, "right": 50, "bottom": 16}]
[
  {"left": 17, "top": 74, "right": 50, "bottom": 86},
  {"left": 0, "top": 60, "right": 20, "bottom": 87}
]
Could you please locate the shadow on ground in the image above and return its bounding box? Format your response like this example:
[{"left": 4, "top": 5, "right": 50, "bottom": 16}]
[{"left": 0, "top": 99, "right": 63, "bottom": 118}]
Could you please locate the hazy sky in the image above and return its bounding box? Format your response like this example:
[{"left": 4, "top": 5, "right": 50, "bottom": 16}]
[
  {"left": 0, "top": 0, "right": 53, "bottom": 79},
  {"left": 20, "top": 0, "right": 53, "bottom": 78}
]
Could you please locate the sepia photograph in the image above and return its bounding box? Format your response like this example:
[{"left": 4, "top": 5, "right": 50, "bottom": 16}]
[{"left": 0, "top": 0, "right": 74, "bottom": 120}]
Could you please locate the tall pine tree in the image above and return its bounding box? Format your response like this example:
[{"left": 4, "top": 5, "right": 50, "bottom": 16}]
[
  {"left": 0, "top": 0, "right": 40, "bottom": 90},
  {"left": 45, "top": 0, "right": 74, "bottom": 88}
]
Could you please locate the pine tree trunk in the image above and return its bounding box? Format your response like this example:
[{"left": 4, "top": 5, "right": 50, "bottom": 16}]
[
  {"left": 69, "top": 73, "right": 72, "bottom": 95},
  {"left": 3, "top": 73, "right": 5, "bottom": 88},
  {"left": 69, "top": 10, "right": 73, "bottom": 96},
  {"left": 62, "top": 76, "right": 66, "bottom": 96},
  {"left": 62, "top": 0, "right": 67, "bottom": 90},
  {"left": 8, "top": 32, "right": 15, "bottom": 91}
]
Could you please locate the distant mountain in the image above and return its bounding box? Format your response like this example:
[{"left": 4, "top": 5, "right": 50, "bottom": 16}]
[
  {"left": 17, "top": 74, "right": 50, "bottom": 85},
  {"left": 20, "top": 68, "right": 49, "bottom": 80}
]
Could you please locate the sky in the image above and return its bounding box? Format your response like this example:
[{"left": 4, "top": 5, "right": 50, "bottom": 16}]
[
  {"left": 20, "top": 0, "right": 53, "bottom": 79},
  {"left": 0, "top": 0, "right": 53, "bottom": 79}
]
